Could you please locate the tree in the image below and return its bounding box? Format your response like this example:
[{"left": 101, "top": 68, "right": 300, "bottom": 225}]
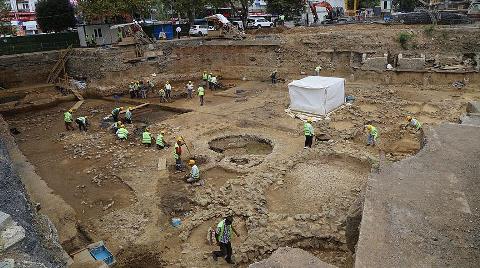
[
  {"left": 0, "top": 1, "right": 13, "bottom": 36},
  {"left": 266, "top": 0, "right": 304, "bottom": 19},
  {"left": 78, "top": 0, "right": 154, "bottom": 22},
  {"left": 237, "top": 0, "right": 254, "bottom": 31},
  {"left": 36, "top": 0, "right": 76, "bottom": 32}
]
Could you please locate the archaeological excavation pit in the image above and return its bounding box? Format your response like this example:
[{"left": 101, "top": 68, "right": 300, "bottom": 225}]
[
  {"left": 209, "top": 135, "right": 273, "bottom": 156},
  {"left": 4, "top": 99, "right": 182, "bottom": 221},
  {"left": 267, "top": 155, "right": 371, "bottom": 216}
]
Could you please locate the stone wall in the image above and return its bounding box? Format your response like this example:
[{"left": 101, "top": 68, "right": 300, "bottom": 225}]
[{"left": 0, "top": 51, "right": 60, "bottom": 88}]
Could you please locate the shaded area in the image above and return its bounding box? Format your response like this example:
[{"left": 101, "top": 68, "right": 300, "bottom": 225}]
[
  {"left": 209, "top": 135, "right": 273, "bottom": 156},
  {"left": 356, "top": 123, "right": 480, "bottom": 267}
]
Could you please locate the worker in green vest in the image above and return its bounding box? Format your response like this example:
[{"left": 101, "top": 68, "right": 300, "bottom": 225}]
[
  {"left": 207, "top": 72, "right": 213, "bottom": 90},
  {"left": 111, "top": 107, "right": 123, "bottom": 122},
  {"left": 75, "top": 116, "right": 89, "bottom": 132},
  {"left": 156, "top": 131, "right": 168, "bottom": 149},
  {"left": 116, "top": 125, "right": 129, "bottom": 140},
  {"left": 125, "top": 107, "right": 132, "bottom": 124},
  {"left": 315, "top": 65, "right": 322, "bottom": 76},
  {"left": 304, "top": 117, "right": 314, "bottom": 149},
  {"left": 198, "top": 85, "right": 205, "bottom": 106},
  {"left": 186, "top": 159, "right": 200, "bottom": 183},
  {"left": 212, "top": 216, "right": 240, "bottom": 264},
  {"left": 142, "top": 128, "right": 153, "bottom": 147},
  {"left": 202, "top": 71, "right": 208, "bottom": 84},
  {"left": 365, "top": 124, "right": 378, "bottom": 146},
  {"left": 405, "top": 116, "right": 422, "bottom": 131},
  {"left": 64, "top": 109, "right": 74, "bottom": 131}
]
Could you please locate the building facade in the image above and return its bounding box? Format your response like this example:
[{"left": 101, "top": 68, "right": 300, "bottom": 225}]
[{"left": 5, "top": 0, "right": 39, "bottom": 35}]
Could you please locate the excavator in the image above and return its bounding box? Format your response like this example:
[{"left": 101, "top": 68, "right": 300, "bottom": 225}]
[{"left": 308, "top": 1, "right": 344, "bottom": 23}]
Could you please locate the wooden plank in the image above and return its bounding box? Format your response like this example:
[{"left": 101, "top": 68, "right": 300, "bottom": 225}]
[
  {"left": 119, "top": 103, "right": 149, "bottom": 114},
  {"left": 70, "top": 88, "right": 84, "bottom": 100},
  {"left": 157, "top": 157, "right": 166, "bottom": 171},
  {"left": 70, "top": 100, "right": 84, "bottom": 112}
]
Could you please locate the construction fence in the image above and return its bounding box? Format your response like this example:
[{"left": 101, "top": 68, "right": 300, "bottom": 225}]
[{"left": 0, "top": 32, "right": 80, "bottom": 56}]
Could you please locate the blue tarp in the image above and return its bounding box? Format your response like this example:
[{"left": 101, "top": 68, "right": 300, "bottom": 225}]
[{"left": 153, "top": 24, "right": 174, "bottom": 40}]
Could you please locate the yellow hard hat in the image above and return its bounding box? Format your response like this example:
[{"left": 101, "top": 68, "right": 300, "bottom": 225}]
[
  {"left": 120, "top": 107, "right": 124, "bottom": 110},
  {"left": 68, "top": 109, "right": 73, "bottom": 113},
  {"left": 166, "top": 81, "right": 169, "bottom": 83},
  {"left": 120, "top": 125, "right": 125, "bottom": 128},
  {"left": 128, "top": 107, "right": 133, "bottom": 110},
  {"left": 366, "top": 125, "right": 372, "bottom": 130},
  {"left": 307, "top": 117, "right": 313, "bottom": 123},
  {"left": 176, "top": 137, "right": 183, "bottom": 141},
  {"left": 188, "top": 159, "right": 195, "bottom": 165},
  {"left": 145, "top": 128, "right": 149, "bottom": 131},
  {"left": 406, "top": 116, "right": 412, "bottom": 121},
  {"left": 161, "top": 130, "right": 165, "bottom": 134},
  {"left": 117, "top": 121, "right": 121, "bottom": 124},
  {"left": 189, "top": 81, "right": 192, "bottom": 83}
]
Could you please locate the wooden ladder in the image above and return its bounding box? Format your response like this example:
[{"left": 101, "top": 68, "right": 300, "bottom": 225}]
[{"left": 47, "top": 45, "right": 73, "bottom": 84}]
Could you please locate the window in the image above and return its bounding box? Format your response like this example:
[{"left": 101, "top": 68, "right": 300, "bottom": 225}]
[
  {"left": 384, "top": 1, "right": 388, "bottom": 9},
  {"left": 94, "top": 28, "right": 103, "bottom": 38}
]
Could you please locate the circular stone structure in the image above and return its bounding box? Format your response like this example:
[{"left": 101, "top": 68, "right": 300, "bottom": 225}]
[{"left": 208, "top": 135, "right": 273, "bottom": 156}]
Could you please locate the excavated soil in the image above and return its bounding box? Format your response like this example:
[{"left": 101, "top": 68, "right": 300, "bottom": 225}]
[
  {"left": 267, "top": 155, "right": 370, "bottom": 215},
  {"left": 3, "top": 23, "right": 479, "bottom": 268}
]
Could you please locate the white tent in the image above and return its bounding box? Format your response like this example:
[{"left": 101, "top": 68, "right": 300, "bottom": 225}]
[{"left": 288, "top": 76, "right": 345, "bottom": 115}]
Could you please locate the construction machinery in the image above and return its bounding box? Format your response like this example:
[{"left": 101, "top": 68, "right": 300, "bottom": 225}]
[
  {"left": 344, "top": 0, "right": 359, "bottom": 16},
  {"left": 204, "top": 14, "right": 245, "bottom": 40},
  {"left": 468, "top": 0, "right": 480, "bottom": 21},
  {"left": 308, "top": 1, "right": 344, "bottom": 23}
]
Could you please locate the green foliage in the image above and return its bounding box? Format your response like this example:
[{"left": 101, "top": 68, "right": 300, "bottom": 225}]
[
  {"left": 396, "top": 0, "right": 421, "bottom": 12},
  {"left": 423, "top": 25, "right": 435, "bottom": 37},
  {"left": 398, "top": 32, "right": 414, "bottom": 49},
  {"left": 78, "top": 0, "right": 154, "bottom": 21},
  {"left": 0, "top": 1, "right": 14, "bottom": 36},
  {"left": 266, "top": 0, "right": 304, "bottom": 19},
  {"left": 36, "top": 0, "right": 76, "bottom": 32}
]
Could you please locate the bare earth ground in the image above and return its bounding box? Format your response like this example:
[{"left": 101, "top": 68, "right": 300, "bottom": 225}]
[
  {"left": 1, "top": 23, "right": 479, "bottom": 267},
  {"left": 5, "top": 76, "right": 479, "bottom": 267}
]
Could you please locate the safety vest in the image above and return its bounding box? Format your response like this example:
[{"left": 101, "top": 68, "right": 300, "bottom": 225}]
[
  {"left": 64, "top": 112, "right": 72, "bottom": 123},
  {"left": 117, "top": 128, "right": 128, "bottom": 139},
  {"left": 411, "top": 119, "right": 422, "bottom": 130},
  {"left": 370, "top": 126, "right": 378, "bottom": 138},
  {"left": 202, "top": 73, "right": 208, "bottom": 80},
  {"left": 216, "top": 219, "right": 232, "bottom": 243},
  {"left": 304, "top": 122, "right": 313, "bottom": 136},
  {"left": 198, "top": 87, "right": 205, "bottom": 96},
  {"left": 77, "top": 117, "right": 86, "bottom": 125},
  {"left": 207, "top": 74, "right": 212, "bottom": 82},
  {"left": 315, "top": 66, "right": 321, "bottom": 72},
  {"left": 112, "top": 108, "right": 120, "bottom": 116},
  {"left": 191, "top": 165, "right": 199, "bottom": 179},
  {"left": 165, "top": 84, "right": 172, "bottom": 90},
  {"left": 174, "top": 143, "right": 181, "bottom": 159},
  {"left": 125, "top": 110, "right": 132, "bottom": 119},
  {"left": 142, "top": 131, "right": 152, "bottom": 144},
  {"left": 156, "top": 134, "right": 164, "bottom": 146}
]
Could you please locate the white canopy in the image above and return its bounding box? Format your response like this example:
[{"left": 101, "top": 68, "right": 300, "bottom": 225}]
[{"left": 288, "top": 76, "right": 345, "bottom": 115}]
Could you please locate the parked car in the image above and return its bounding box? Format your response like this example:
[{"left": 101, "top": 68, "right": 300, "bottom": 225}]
[
  {"left": 189, "top": 25, "right": 208, "bottom": 36},
  {"left": 247, "top": 18, "right": 273, "bottom": 28}
]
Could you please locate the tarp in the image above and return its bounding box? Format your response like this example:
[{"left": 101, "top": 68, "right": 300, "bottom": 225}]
[{"left": 288, "top": 76, "right": 345, "bottom": 115}]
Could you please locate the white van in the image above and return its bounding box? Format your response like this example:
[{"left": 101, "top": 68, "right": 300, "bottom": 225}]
[{"left": 189, "top": 25, "right": 208, "bottom": 36}]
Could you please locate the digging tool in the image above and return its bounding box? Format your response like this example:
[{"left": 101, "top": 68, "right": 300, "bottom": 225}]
[{"left": 180, "top": 136, "right": 193, "bottom": 157}]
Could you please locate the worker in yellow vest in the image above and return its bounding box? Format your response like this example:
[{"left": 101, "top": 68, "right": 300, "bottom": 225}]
[
  {"left": 406, "top": 116, "right": 422, "bottom": 131},
  {"left": 64, "top": 109, "right": 74, "bottom": 131},
  {"left": 212, "top": 216, "right": 240, "bottom": 264},
  {"left": 116, "top": 125, "right": 129, "bottom": 140},
  {"left": 365, "top": 124, "right": 378, "bottom": 146},
  {"left": 202, "top": 71, "right": 208, "bottom": 84},
  {"left": 142, "top": 128, "right": 153, "bottom": 147},
  {"left": 198, "top": 85, "right": 205, "bottom": 106},
  {"left": 304, "top": 117, "right": 314, "bottom": 149}
]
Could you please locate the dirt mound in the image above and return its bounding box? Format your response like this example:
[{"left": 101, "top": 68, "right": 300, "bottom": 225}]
[
  {"left": 249, "top": 247, "right": 336, "bottom": 268},
  {"left": 248, "top": 26, "right": 289, "bottom": 35}
]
